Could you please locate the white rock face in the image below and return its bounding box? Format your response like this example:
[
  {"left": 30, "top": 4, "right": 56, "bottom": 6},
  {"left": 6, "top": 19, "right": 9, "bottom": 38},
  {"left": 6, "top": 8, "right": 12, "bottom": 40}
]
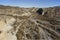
[
  {"left": 0, "top": 18, "right": 17, "bottom": 40},
  {"left": 42, "top": 12, "right": 45, "bottom": 15}
]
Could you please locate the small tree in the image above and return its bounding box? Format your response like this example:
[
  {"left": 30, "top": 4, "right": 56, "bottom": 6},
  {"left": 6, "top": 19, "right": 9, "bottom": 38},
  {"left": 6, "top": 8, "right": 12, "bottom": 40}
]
[{"left": 37, "top": 8, "right": 43, "bottom": 15}]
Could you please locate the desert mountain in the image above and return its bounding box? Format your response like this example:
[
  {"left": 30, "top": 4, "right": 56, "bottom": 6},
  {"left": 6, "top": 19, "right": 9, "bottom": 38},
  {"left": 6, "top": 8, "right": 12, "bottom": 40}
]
[{"left": 0, "top": 5, "right": 60, "bottom": 40}]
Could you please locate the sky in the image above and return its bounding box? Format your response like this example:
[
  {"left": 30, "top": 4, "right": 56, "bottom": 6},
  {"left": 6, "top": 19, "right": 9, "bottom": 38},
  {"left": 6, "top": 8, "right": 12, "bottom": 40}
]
[{"left": 0, "top": 0, "right": 60, "bottom": 8}]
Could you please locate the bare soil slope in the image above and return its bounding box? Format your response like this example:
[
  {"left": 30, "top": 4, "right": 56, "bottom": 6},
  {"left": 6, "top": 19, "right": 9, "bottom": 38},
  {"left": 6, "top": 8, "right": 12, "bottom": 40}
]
[{"left": 0, "top": 5, "right": 60, "bottom": 40}]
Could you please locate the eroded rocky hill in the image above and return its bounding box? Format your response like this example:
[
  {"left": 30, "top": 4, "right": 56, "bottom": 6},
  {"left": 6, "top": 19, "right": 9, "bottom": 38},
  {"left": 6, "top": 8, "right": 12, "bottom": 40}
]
[{"left": 0, "top": 5, "right": 60, "bottom": 40}]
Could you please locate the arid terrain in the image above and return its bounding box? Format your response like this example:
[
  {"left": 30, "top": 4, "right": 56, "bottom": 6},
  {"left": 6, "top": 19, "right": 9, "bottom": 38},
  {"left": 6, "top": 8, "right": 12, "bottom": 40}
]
[{"left": 0, "top": 5, "right": 60, "bottom": 40}]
